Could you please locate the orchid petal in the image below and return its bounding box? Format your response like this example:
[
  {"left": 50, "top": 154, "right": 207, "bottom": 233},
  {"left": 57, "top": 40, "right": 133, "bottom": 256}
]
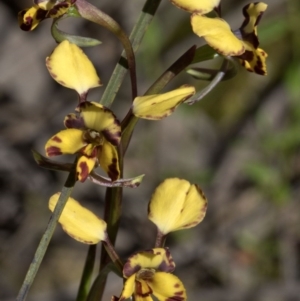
[
  {"left": 49, "top": 192, "right": 107, "bottom": 244},
  {"left": 148, "top": 178, "right": 207, "bottom": 234},
  {"left": 64, "top": 113, "right": 85, "bottom": 129},
  {"left": 150, "top": 272, "right": 187, "bottom": 301},
  {"left": 191, "top": 14, "right": 245, "bottom": 56},
  {"left": 46, "top": 2, "right": 70, "bottom": 18},
  {"left": 239, "top": 47, "right": 268, "bottom": 75},
  {"left": 45, "top": 128, "right": 86, "bottom": 157},
  {"left": 123, "top": 248, "right": 175, "bottom": 278},
  {"left": 77, "top": 155, "right": 97, "bottom": 182},
  {"left": 35, "top": 0, "right": 55, "bottom": 10},
  {"left": 79, "top": 102, "right": 121, "bottom": 146},
  {"left": 240, "top": 2, "right": 268, "bottom": 42},
  {"left": 98, "top": 141, "right": 120, "bottom": 181},
  {"left": 132, "top": 86, "right": 195, "bottom": 120},
  {"left": 119, "top": 274, "right": 135, "bottom": 300},
  {"left": 135, "top": 280, "right": 152, "bottom": 301},
  {"left": 46, "top": 41, "right": 101, "bottom": 96},
  {"left": 170, "top": 0, "right": 220, "bottom": 14},
  {"left": 18, "top": 6, "right": 47, "bottom": 31}
]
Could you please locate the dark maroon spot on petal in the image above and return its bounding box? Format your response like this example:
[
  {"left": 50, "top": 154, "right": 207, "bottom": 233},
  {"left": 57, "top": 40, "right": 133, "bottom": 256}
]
[
  {"left": 240, "top": 3, "right": 251, "bottom": 30},
  {"left": 46, "top": 146, "right": 62, "bottom": 156},
  {"left": 79, "top": 92, "right": 88, "bottom": 103},
  {"left": 36, "top": 8, "right": 47, "bottom": 21},
  {"left": 47, "top": 3, "right": 69, "bottom": 17},
  {"left": 238, "top": 50, "right": 254, "bottom": 61},
  {"left": 166, "top": 296, "right": 185, "bottom": 301},
  {"left": 52, "top": 135, "right": 62, "bottom": 143},
  {"left": 78, "top": 161, "right": 89, "bottom": 182},
  {"left": 65, "top": 114, "right": 84, "bottom": 129},
  {"left": 18, "top": 10, "right": 32, "bottom": 31},
  {"left": 175, "top": 291, "right": 184, "bottom": 296},
  {"left": 174, "top": 283, "right": 180, "bottom": 288},
  {"left": 123, "top": 262, "right": 141, "bottom": 278},
  {"left": 108, "top": 161, "right": 119, "bottom": 182},
  {"left": 102, "top": 129, "right": 121, "bottom": 146},
  {"left": 135, "top": 280, "right": 152, "bottom": 297}
]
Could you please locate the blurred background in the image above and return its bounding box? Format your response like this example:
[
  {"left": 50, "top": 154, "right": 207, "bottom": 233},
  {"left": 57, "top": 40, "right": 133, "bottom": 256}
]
[{"left": 1, "top": 0, "right": 300, "bottom": 300}]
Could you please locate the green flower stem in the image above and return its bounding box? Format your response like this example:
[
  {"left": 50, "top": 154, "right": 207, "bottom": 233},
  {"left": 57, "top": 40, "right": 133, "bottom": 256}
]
[
  {"left": 86, "top": 262, "right": 121, "bottom": 301},
  {"left": 103, "top": 234, "right": 123, "bottom": 273},
  {"left": 16, "top": 170, "right": 77, "bottom": 301},
  {"left": 121, "top": 111, "right": 139, "bottom": 154},
  {"left": 100, "top": 186, "right": 123, "bottom": 264},
  {"left": 76, "top": 245, "right": 97, "bottom": 301},
  {"left": 75, "top": 0, "right": 137, "bottom": 100},
  {"left": 100, "top": 0, "right": 162, "bottom": 107},
  {"left": 145, "top": 45, "right": 196, "bottom": 95},
  {"left": 185, "top": 57, "right": 233, "bottom": 105}
]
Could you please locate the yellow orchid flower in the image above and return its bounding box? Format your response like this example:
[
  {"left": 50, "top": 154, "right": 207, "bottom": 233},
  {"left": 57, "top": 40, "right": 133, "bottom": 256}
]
[
  {"left": 148, "top": 178, "right": 207, "bottom": 235},
  {"left": 45, "top": 101, "right": 121, "bottom": 182},
  {"left": 191, "top": 2, "right": 268, "bottom": 75},
  {"left": 170, "top": 0, "right": 221, "bottom": 14},
  {"left": 49, "top": 193, "right": 107, "bottom": 244},
  {"left": 18, "top": 0, "right": 75, "bottom": 31},
  {"left": 132, "top": 86, "right": 195, "bottom": 120},
  {"left": 46, "top": 40, "right": 102, "bottom": 100},
  {"left": 116, "top": 248, "right": 186, "bottom": 301}
]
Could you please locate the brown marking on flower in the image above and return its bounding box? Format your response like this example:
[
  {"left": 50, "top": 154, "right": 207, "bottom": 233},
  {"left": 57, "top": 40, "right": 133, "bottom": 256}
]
[
  {"left": 65, "top": 230, "right": 94, "bottom": 244},
  {"left": 135, "top": 280, "right": 152, "bottom": 297},
  {"left": 47, "top": 2, "right": 70, "bottom": 18},
  {"left": 46, "top": 146, "right": 62, "bottom": 156},
  {"left": 78, "top": 160, "right": 89, "bottom": 182},
  {"left": 79, "top": 92, "right": 88, "bottom": 103},
  {"left": 108, "top": 158, "right": 119, "bottom": 181},
  {"left": 166, "top": 295, "right": 185, "bottom": 301},
  {"left": 254, "top": 59, "right": 265, "bottom": 75},
  {"left": 18, "top": 10, "right": 30, "bottom": 31},
  {"left": 52, "top": 135, "right": 62, "bottom": 143},
  {"left": 102, "top": 128, "right": 121, "bottom": 146},
  {"left": 175, "top": 291, "right": 184, "bottom": 296},
  {"left": 64, "top": 114, "right": 84, "bottom": 129},
  {"left": 240, "top": 4, "right": 251, "bottom": 30},
  {"left": 195, "top": 185, "right": 207, "bottom": 201},
  {"left": 158, "top": 249, "right": 175, "bottom": 273},
  {"left": 238, "top": 50, "right": 254, "bottom": 62},
  {"left": 36, "top": 8, "right": 47, "bottom": 20},
  {"left": 58, "top": 80, "right": 66, "bottom": 86},
  {"left": 22, "top": 17, "right": 33, "bottom": 30},
  {"left": 123, "top": 263, "right": 141, "bottom": 278}
]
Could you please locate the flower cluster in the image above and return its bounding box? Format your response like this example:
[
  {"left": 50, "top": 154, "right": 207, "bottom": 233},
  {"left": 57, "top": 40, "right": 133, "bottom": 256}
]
[
  {"left": 18, "top": 0, "right": 76, "bottom": 31},
  {"left": 43, "top": 40, "right": 195, "bottom": 182},
  {"left": 17, "top": 1, "right": 269, "bottom": 300},
  {"left": 50, "top": 178, "right": 207, "bottom": 301},
  {"left": 171, "top": 0, "right": 268, "bottom": 75}
]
